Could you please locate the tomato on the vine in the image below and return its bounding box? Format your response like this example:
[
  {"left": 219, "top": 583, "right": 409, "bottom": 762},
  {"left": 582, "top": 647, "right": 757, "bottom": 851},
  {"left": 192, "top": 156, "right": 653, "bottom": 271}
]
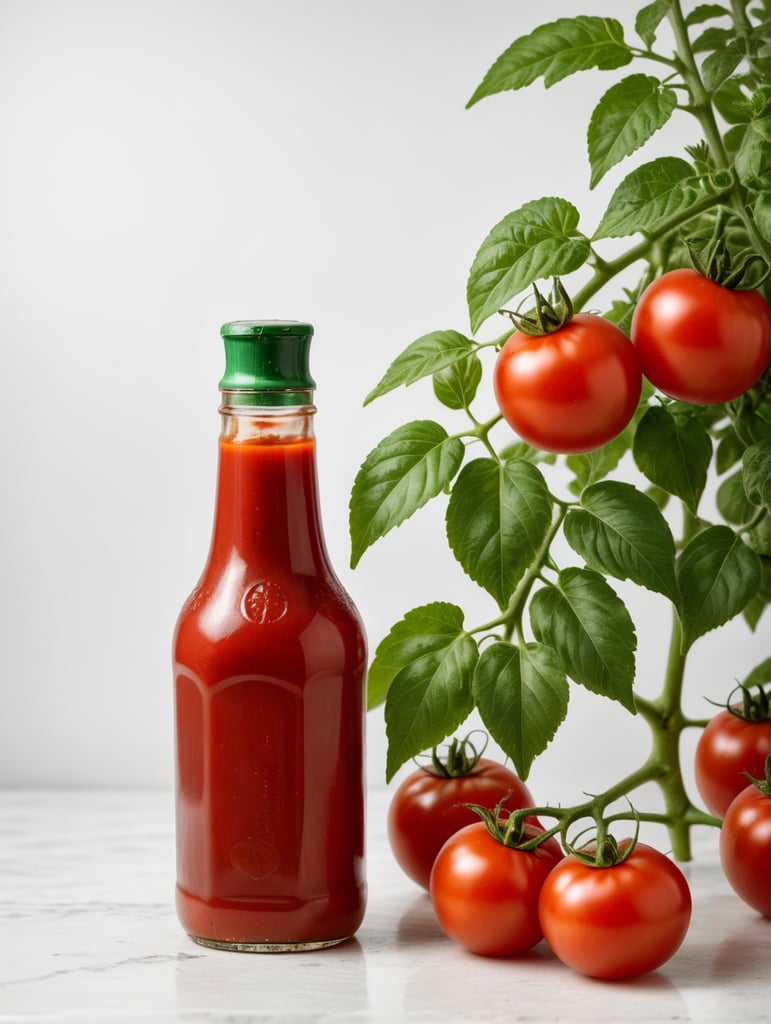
[
  {"left": 538, "top": 841, "right": 692, "bottom": 980},
  {"left": 388, "top": 741, "right": 534, "bottom": 890},
  {"left": 429, "top": 820, "right": 563, "bottom": 957},
  {"left": 630, "top": 268, "right": 771, "bottom": 405},
  {"left": 694, "top": 697, "right": 771, "bottom": 818},
  {"left": 493, "top": 313, "right": 642, "bottom": 454},
  {"left": 719, "top": 760, "right": 771, "bottom": 917}
]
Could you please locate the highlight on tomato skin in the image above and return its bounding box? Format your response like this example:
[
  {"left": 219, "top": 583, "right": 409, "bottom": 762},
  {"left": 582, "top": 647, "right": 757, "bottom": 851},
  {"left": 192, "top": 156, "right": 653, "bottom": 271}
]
[
  {"left": 630, "top": 268, "right": 771, "bottom": 405},
  {"left": 493, "top": 313, "right": 643, "bottom": 455},
  {"left": 428, "top": 820, "right": 564, "bottom": 958},
  {"left": 694, "top": 705, "right": 771, "bottom": 819},
  {"left": 537, "top": 841, "right": 692, "bottom": 981},
  {"left": 387, "top": 754, "right": 535, "bottom": 891},
  {"left": 719, "top": 757, "right": 771, "bottom": 918}
]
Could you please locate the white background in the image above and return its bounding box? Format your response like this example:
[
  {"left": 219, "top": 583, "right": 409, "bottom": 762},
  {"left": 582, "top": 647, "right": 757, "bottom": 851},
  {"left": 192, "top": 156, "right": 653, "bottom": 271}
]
[{"left": 0, "top": 1, "right": 766, "bottom": 815}]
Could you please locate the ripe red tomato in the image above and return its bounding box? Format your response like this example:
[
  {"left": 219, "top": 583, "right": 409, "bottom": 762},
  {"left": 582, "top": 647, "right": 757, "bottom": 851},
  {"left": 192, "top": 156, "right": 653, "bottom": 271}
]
[
  {"left": 538, "top": 842, "right": 692, "bottom": 980},
  {"left": 387, "top": 757, "right": 534, "bottom": 890},
  {"left": 694, "top": 708, "right": 771, "bottom": 818},
  {"left": 493, "top": 313, "right": 642, "bottom": 454},
  {"left": 429, "top": 821, "right": 563, "bottom": 956},
  {"left": 719, "top": 779, "right": 771, "bottom": 917},
  {"left": 631, "top": 268, "right": 771, "bottom": 404}
]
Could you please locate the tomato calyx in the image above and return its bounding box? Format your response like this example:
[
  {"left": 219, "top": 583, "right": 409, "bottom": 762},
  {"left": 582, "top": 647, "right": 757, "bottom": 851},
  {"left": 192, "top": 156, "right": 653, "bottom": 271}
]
[
  {"left": 569, "top": 836, "right": 634, "bottom": 868},
  {"left": 564, "top": 812, "right": 641, "bottom": 868},
  {"left": 499, "top": 277, "right": 574, "bottom": 337},
  {"left": 421, "top": 731, "right": 488, "bottom": 778},
  {"left": 464, "top": 795, "right": 559, "bottom": 853},
  {"left": 744, "top": 752, "right": 771, "bottom": 797},
  {"left": 720, "top": 681, "right": 771, "bottom": 724}
]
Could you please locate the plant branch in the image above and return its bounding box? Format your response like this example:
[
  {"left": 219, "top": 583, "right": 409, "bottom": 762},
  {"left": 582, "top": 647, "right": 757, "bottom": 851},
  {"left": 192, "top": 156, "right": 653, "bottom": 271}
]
[{"left": 575, "top": 189, "right": 731, "bottom": 312}]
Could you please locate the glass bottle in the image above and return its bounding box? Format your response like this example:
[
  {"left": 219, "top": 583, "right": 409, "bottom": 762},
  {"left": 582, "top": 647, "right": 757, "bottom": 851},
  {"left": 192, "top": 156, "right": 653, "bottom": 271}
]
[{"left": 173, "top": 320, "right": 367, "bottom": 952}]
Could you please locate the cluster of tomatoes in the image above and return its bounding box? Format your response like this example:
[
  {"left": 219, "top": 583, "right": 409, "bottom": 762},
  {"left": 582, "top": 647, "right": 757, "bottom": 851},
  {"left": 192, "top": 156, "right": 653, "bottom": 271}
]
[
  {"left": 493, "top": 269, "right": 771, "bottom": 453},
  {"left": 695, "top": 688, "right": 771, "bottom": 919},
  {"left": 388, "top": 716, "right": 771, "bottom": 980}
]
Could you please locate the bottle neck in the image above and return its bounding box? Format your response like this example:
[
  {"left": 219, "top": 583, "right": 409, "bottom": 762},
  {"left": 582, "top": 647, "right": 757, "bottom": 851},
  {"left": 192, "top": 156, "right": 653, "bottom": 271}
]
[{"left": 206, "top": 399, "right": 328, "bottom": 576}]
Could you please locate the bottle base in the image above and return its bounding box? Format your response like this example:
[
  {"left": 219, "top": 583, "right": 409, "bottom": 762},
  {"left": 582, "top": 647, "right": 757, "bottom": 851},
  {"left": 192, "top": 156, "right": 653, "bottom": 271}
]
[{"left": 188, "top": 933, "right": 352, "bottom": 954}]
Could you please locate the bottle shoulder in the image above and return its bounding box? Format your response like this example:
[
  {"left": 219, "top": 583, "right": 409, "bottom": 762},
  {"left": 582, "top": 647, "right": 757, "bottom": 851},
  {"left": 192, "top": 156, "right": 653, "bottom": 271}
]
[{"left": 174, "top": 565, "right": 365, "bottom": 663}]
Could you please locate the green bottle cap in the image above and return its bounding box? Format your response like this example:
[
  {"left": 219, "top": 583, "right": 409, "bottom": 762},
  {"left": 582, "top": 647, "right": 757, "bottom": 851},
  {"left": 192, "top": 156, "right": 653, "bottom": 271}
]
[{"left": 219, "top": 320, "right": 316, "bottom": 404}]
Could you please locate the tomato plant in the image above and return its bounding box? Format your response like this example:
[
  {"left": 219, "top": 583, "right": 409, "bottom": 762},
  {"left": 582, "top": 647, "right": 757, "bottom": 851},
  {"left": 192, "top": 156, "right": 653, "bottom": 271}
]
[
  {"left": 631, "top": 269, "right": 771, "bottom": 405},
  {"left": 387, "top": 735, "right": 534, "bottom": 890},
  {"left": 429, "top": 817, "right": 563, "bottom": 957},
  {"left": 538, "top": 839, "right": 692, "bottom": 980},
  {"left": 719, "top": 756, "right": 771, "bottom": 918},
  {"left": 494, "top": 310, "right": 642, "bottom": 454},
  {"left": 350, "top": 2, "right": 771, "bottom": 865},
  {"left": 695, "top": 684, "right": 771, "bottom": 818}
]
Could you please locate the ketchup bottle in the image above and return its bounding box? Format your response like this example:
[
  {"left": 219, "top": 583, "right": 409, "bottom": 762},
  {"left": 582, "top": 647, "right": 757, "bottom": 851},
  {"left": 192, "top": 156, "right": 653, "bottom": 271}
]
[{"left": 173, "top": 320, "right": 367, "bottom": 951}]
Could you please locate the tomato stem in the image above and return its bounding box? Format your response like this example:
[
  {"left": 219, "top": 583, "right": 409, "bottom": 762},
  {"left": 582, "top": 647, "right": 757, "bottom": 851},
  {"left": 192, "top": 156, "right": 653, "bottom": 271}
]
[
  {"left": 641, "top": 606, "right": 701, "bottom": 860},
  {"left": 573, "top": 188, "right": 731, "bottom": 313},
  {"left": 427, "top": 733, "right": 488, "bottom": 777},
  {"left": 666, "top": 0, "right": 771, "bottom": 269}
]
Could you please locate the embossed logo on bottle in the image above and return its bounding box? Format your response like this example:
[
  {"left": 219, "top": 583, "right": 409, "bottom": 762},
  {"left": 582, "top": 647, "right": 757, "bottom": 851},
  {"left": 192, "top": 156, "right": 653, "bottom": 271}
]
[
  {"left": 230, "top": 838, "right": 281, "bottom": 880},
  {"left": 242, "top": 581, "right": 288, "bottom": 624}
]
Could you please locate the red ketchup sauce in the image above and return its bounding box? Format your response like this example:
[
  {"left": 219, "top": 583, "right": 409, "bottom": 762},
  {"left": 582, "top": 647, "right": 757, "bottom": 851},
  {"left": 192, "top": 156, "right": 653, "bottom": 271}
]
[{"left": 173, "top": 420, "right": 366, "bottom": 950}]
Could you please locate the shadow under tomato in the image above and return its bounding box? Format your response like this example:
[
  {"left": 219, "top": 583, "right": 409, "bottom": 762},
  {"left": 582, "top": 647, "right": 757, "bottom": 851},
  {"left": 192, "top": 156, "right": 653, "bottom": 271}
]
[
  {"left": 709, "top": 909, "right": 771, "bottom": 982},
  {"left": 396, "top": 891, "right": 556, "bottom": 964},
  {"left": 396, "top": 892, "right": 445, "bottom": 948}
]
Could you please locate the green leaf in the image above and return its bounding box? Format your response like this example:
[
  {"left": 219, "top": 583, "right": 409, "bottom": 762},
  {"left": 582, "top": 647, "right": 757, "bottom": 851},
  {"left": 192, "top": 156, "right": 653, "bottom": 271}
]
[
  {"left": 472, "top": 640, "right": 569, "bottom": 780},
  {"left": 713, "top": 78, "right": 755, "bottom": 125},
  {"left": 632, "top": 405, "right": 712, "bottom": 515},
  {"left": 381, "top": 603, "right": 479, "bottom": 781},
  {"left": 432, "top": 353, "right": 483, "bottom": 410},
  {"left": 364, "top": 330, "right": 474, "bottom": 405},
  {"left": 593, "top": 157, "right": 703, "bottom": 239},
  {"left": 717, "top": 469, "right": 756, "bottom": 525},
  {"left": 603, "top": 289, "right": 639, "bottom": 334},
  {"left": 467, "top": 197, "right": 590, "bottom": 333},
  {"left": 748, "top": 513, "right": 771, "bottom": 557},
  {"left": 743, "top": 440, "right": 771, "bottom": 510},
  {"left": 701, "top": 40, "right": 743, "bottom": 92},
  {"left": 716, "top": 427, "right": 746, "bottom": 473},
  {"left": 685, "top": 4, "right": 730, "bottom": 28},
  {"left": 636, "top": 1, "right": 673, "bottom": 48},
  {"left": 735, "top": 117, "right": 771, "bottom": 188},
  {"left": 446, "top": 457, "right": 553, "bottom": 608},
  {"left": 367, "top": 603, "right": 466, "bottom": 710},
  {"left": 744, "top": 553, "right": 770, "bottom": 631},
  {"left": 754, "top": 190, "right": 771, "bottom": 245},
  {"left": 735, "top": 400, "right": 771, "bottom": 447},
  {"left": 588, "top": 75, "right": 678, "bottom": 188},
  {"left": 743, "top": 654, "right": 771, "bottom": 690},
  {"left": 692, "top": 25, "right": 736, "bottom": 52},
  {"left": 678, "top": 526, "right": 762, "bottom": 649},
  {"left": 530, "top": 568, "right": 637, "bottom": 712},
  {"left": 564, "top": 480, "right": 680, "bottom": 604},
  {"left": 349, "top": 421, "right": 465, "bottom": 568},
  {"left": 466, "top": 16, "right": 631, "bottom": 107},
  {"left": 499, "top": 439, "right": 558, "bottom": 467}
]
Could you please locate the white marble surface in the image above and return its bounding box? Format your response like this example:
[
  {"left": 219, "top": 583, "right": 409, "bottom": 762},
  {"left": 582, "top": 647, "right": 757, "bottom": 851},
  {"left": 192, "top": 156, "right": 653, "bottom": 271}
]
[{"left": 0, "top": 787, "right": 769, "bottom": 1023}]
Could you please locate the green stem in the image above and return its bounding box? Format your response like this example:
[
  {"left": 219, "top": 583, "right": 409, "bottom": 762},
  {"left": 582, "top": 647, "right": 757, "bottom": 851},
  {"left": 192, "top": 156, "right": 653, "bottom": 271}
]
[
  {"left": 729, "top": 0, "right": 766, "bottom": 83},
  {"left": 508, "top": 758, "right": 667, "bottom": 849},
  {"left": 464, "top": 412, "right": 504, "bottom": 461},
  {"left": 501, "top": 503, "right": 567, "bottom": 640},
  {"left": 667, "top": 1, "right": 729, "bottom": 166},
  {"left": 574, "top": 188, "right": 730, "bottom": 312},
  {"left": 667, "top": 0, "right": 771, "bottom": 266},
  {"left": 635, "top": 504, "right": 705, "bottom": 859}
]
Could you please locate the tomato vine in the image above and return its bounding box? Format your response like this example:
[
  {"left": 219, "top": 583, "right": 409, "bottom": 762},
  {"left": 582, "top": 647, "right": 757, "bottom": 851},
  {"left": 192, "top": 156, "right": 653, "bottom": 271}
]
[{"left": 349, "top": 0, "right": 771, "bottom": 860}]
